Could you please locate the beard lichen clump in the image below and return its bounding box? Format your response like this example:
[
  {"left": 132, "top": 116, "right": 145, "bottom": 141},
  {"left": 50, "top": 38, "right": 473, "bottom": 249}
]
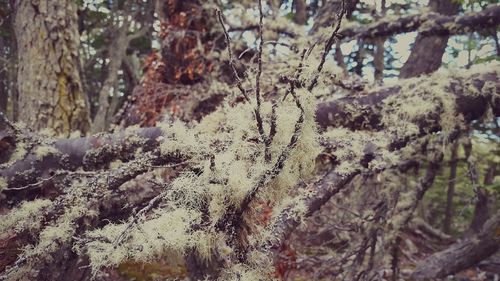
[
  {"left": 0, "top": 199, "right": 52, "bottom": 233},
  {"left": 81, "top": 208, "right": 201, "bottom": 272},
  {"left": 34, "top": 145, "right": 59, "bottom": 160},
  {"left": 381, "top": 70, "right": 464, "bottom": 139},
  {"left": 78, "top": 86, "right": 321, "bottom": 278}
]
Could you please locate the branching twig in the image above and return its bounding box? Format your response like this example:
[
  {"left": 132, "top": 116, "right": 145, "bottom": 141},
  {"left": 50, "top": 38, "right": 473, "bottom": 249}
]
[
  {"left": 217, "top": 10, "right": 250, "bottom": 102},
  {"left": 264, "top": 101, "right": 277, "bottom": 161},
  {"left": 254, "top": 0, "right": 266, "bottom": 143},
  {"left": 112, "top": 181, "right": 171, "bottom": 247},
  {"left": 308, "top": 0, "right": 346, "bottom": 92}
]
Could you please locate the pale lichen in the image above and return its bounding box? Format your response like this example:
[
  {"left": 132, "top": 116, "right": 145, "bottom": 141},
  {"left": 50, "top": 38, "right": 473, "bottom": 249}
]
[
  {"left": 34, "top": 145, "right": 59, "bottom": 159},
  {"left": 0, "top": 199, "right": 52, "bottom": 233},
  {"left": 0, "top": 177, "right": 6, "bottom": 192}
]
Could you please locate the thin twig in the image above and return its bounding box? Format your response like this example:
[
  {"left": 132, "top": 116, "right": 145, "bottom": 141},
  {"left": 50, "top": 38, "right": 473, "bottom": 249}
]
[
  {"left": 254, "top": 0, "right": 266, "bottom": 143},
  {"left": 112, "top": 182, "right": 171, "bottom": 247},
  {"left": 264, "top": 101, "right": 278, "bottom": 161},
  {"left": 308, "top": 0, "right": 346, "bottom": 92},
  {"left": 217, "top": 10, "right": 250, "bottom": 102},
  {"left": 283, "top": 48, "right": 307, "bottom": 101}
]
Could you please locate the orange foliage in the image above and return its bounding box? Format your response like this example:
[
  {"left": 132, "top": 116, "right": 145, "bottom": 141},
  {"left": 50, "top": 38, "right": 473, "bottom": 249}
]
[{"left": 124, "top": 0, "right": 214, "bottom": 127}]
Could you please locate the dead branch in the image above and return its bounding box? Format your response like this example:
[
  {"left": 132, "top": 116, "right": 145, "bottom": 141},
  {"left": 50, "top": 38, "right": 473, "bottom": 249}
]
[{"left": 411, "top": 210, "right": 500, "bottom": 280}]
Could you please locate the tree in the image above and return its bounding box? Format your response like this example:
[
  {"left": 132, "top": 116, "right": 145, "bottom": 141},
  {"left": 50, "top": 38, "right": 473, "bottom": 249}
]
[
  {"left": 12, "top": 0, "right": 90, "bottom": 136},
  {"left": 1, "top": 0, "right": 499, "bottom": 280},
  {"left": 399, "top": 0, "right": 460, "bottom": 78}
]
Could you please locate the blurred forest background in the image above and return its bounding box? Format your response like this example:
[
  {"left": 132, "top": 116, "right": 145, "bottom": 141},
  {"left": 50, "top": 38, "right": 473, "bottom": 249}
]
[{"left": 0, "top": 0, "right": 499, "bottom": 280}]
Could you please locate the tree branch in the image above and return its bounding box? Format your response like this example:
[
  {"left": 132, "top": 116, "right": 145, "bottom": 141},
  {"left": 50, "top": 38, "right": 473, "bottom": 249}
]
[
  {"left": 1, "top": 66, "right": 498, "bottom": 195},
  {"left": 411, "top": 210, "right": 500, "bottom": 280},
  {"left": 339, "top": 4, "right": 500, "bottom": 42}
]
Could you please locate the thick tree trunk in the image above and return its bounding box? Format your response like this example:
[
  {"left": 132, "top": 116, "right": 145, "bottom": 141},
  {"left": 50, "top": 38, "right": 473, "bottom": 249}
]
[
  {"left": 13, "top": 0, "right": 90, "bottom": 136},
  {"left": 399, "top": 0, "right": 460, "bottom": 78}
]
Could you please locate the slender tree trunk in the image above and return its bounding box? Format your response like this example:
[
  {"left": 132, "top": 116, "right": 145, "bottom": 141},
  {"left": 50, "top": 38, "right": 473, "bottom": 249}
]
[
  {"left": 353, "top": 41, "right": 364, "bottom": 76},
  {"left": 399, "top": 0, "right": 460, "bottom": 78},
  {"left": 13, "top": 0, "right": 90, "bottom": 136},
  {"left": 492, "top": 31, "right": 500, "bottom": 57},
  {"left": 483, "top": 163, "right": 497, "bottom": 186},
  {"left": 0, "top": 36, "right": 7, "bottom": 113},
  {"left": 334, "top": 41, "right": 347, "bottom": 73},
  {"left": 443, "top": 141, "right": 459, "bottom": 234},
  {"left": 463, "top": 137, "right": 490, "bottom": 234},
  {"left": 91, "top": 22, "right": 130, "bottom": 133},
  {"left": 293, "top": 0, "right": 307, "bottom": 25},
  {"left": 373, "top": 38, "right": 385, "bottom": 82},
  {"left": 373, "top": 0, "right": 386, "bottom": 82}
]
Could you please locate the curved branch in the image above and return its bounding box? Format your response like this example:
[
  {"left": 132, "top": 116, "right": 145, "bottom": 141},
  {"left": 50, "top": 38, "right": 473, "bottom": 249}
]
[{"left": 411, "top": 210, "right": 500, "bottom": 280}]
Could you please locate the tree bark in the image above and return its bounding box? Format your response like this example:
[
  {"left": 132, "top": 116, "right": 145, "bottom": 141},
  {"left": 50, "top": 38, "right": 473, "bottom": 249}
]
[
  {"left": 411, "top": 210, "right": 500, "bottom": 280},
  {"left": 91, "top": 21, "right": 131, "bottom": 133},
  {"left": 13, "top": 0, "right": 90, "bottom": 136},
  {"left": 399, "top": 0, "right": 460, "bottom": 78},
  {"left": 443, "top": 141, "right": 459, "bottom": 234}
]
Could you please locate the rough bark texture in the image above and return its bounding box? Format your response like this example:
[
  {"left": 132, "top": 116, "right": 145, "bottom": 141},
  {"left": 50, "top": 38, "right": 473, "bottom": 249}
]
[
  {"left": 399, "top": 0, "right": 460, "bottom": 78},
  {"left": 13, "top": 0, "right": 90, "bottom": 136},
  {"left": 411, "top": 211, "right": 500, "bottom": 280}
]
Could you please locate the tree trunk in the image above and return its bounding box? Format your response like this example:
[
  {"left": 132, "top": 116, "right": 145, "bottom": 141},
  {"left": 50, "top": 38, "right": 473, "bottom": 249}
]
[
  {"left": 373, "top": 0, "right": 386, "bottom": 82},
  {"left": 91, "top": 22, "right": 130, "bottom": 133},
  {"left": 0, "top": 36, "right": 8, "bottom": 113},
  {"left": 293, "top": 0, "right": 307, "bottom": 25},
  {"left": 443, "top": 141, "right": 459, "bottom": 234},
  {"left": 463, "top": 138, "right": 490, "bottom": 234},
  {"left": 13, "top": 0, "right": 90, "bottom": 136},
  {"left": 399, "top": 0, "right": 460, "bottom": 78}
]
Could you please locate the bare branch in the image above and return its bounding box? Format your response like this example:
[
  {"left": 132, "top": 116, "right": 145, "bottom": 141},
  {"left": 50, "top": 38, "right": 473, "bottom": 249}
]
[{"left": 217, "top": 10, "right": 250, "bottom": 102}]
